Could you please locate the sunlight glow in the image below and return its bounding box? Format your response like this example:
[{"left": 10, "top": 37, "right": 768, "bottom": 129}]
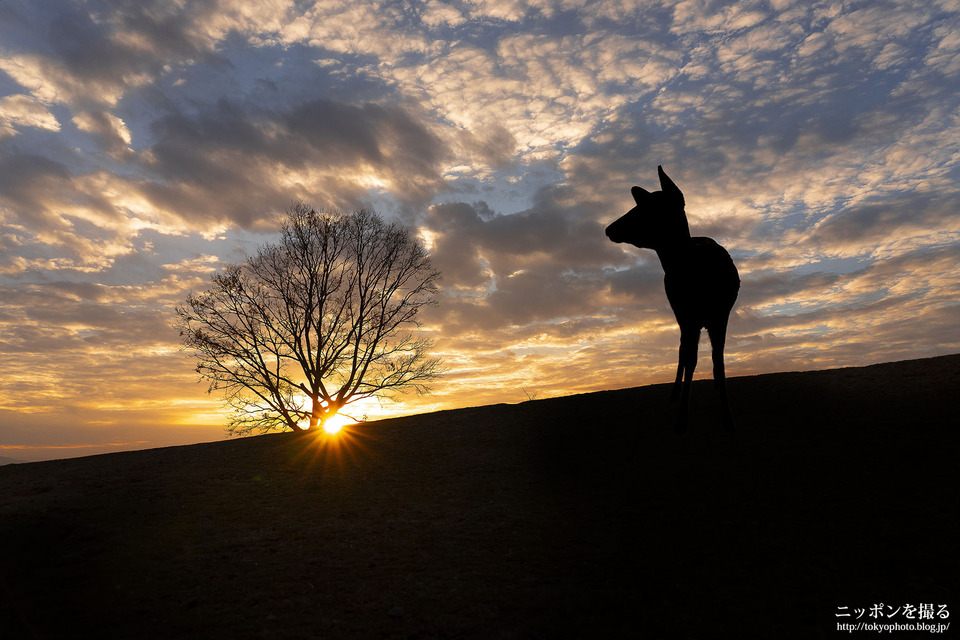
[{"left": 322, "top": 413, "right": 353, "bottom": 435}]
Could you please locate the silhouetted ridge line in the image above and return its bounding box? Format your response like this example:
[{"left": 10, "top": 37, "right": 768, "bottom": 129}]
[{"left": 1, "top": 354, "right": 957, "bottom": 639}]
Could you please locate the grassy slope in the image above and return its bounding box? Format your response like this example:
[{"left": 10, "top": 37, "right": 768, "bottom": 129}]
[{"left": 1, "top": 355, "right": 958, "bottom": 639}]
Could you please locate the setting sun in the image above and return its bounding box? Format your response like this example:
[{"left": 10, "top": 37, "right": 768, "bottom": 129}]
[{"left": 322, "top": 413, "right": 352, "bottom": 435}]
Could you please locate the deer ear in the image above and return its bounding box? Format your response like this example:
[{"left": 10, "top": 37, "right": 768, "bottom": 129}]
[
  {"left": 658, "top": 165, "right": 684, "bottom": 206},
  {"left": 631, "top": 186, "right": 648, "bottom": 205}
]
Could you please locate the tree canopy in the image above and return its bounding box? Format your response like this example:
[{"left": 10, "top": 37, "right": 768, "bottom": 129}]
[{"left": 176, "top": 205, "right": 443, "bottom": 434}]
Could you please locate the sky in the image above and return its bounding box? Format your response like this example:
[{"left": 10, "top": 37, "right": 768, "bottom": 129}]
[{"left": 1, "top": 0, "right": 958, "bottom": 462}]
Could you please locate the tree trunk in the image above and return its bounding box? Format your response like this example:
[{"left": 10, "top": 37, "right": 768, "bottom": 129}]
[{"left": 308, "top": 399, "right": 340, "bottom": 430}]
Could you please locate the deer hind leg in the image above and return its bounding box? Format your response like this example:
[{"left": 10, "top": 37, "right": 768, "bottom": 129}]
[
  {"left": 674, "top": 326, "right": 700, "bottom": 432},
  {"left": 707, "top": 318, "right": 735, "bottom": 431}
]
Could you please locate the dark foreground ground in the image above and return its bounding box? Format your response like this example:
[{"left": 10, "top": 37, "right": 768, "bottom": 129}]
[{"left": 2, "top": 355, "right": 958, "bottom": 639}]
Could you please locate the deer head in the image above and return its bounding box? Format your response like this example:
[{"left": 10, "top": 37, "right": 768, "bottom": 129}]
[{"left": 605, "top": 166, "right": 691, "bottom": 250}]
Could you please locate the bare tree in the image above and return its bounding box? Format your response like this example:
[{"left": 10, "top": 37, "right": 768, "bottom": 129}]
[{"left": 176, "top": 205, "right": 443, "bottom": 434}]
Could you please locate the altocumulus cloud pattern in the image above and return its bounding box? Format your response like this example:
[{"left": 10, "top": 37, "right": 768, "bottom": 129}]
[{"left": 0, "top": 0, "right": 958, "bottom": 459}]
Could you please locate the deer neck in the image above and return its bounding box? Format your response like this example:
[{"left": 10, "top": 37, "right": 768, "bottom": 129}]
[{"left": 653, "top": 238, "right": 695, "bottom": 275}]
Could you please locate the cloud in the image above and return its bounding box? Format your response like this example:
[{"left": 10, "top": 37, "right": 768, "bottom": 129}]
[
  {"left": 72, "top": 110, "right": 133, "bottom": 157},
  {"left": 0, "top": 0, "right": 276, "bottom": 109},
  {"left": 0, "top": 94, "right": 60, "bottom": 137},
  {"left": 804, "top": 192, "right": 960, "bottom": 258},
  {"left": 136, "top": 97, "right": 448, "bottom": 227},
  {"left": 0, "top": 151, "right": 146, "bottom": 269},
  {"left": 421, "top": 0, "right": 467, "bottom": 27},
  {"left": 422, "top": 186, "right": 630, "bottom": 330}
]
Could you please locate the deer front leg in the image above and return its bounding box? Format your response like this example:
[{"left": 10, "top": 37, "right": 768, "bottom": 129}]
[
  {"left": 675, "top": 327, "right": 700, "bottom": 432},
  {"left": 671, "top": 357, "right": 684, "bottom": 402}
]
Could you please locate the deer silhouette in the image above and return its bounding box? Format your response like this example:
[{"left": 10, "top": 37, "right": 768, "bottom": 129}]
[{"left": 605, "top": 166, "right": 740, "bottom": 431}]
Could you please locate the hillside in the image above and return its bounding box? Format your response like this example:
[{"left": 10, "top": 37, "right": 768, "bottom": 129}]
[{"left": 2, "top": 355, "right": 958, "bottom": 639}]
